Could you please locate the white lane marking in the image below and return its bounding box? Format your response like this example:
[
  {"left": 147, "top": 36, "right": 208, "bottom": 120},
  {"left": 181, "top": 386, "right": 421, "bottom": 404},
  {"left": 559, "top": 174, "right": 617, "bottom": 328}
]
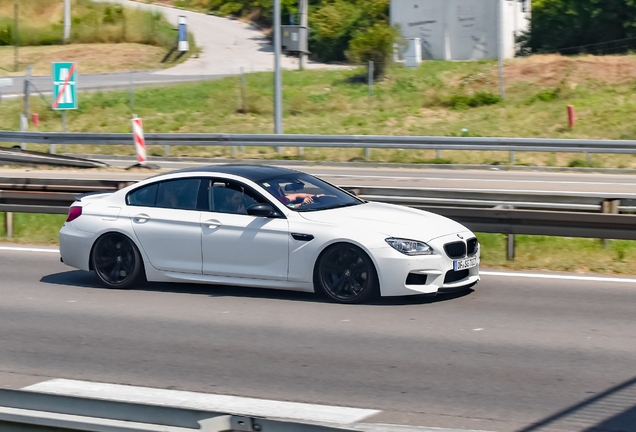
[
  {"left": 344, "top": 185, "right": 636, "bottom": 197},
  {"left": 23, "top": 379, "right": 380, "bottom": 425},
  {"left": 75, "top": 164, "right": 636, "bottom": 187},
  {"left": 352, "top": 424, "right": 496, "bottom": 432},
  {"left": 481, "top": 271, "right": 636, "bottom": 284},
  {"left": 312, "top": 173, "right": 636, "bottom": 187},
  {"left": 0, "top": 246, "right": 60, "bottom": 253},
  {"left": 473, "top": 328, "right": 484, "bottom": 331}
]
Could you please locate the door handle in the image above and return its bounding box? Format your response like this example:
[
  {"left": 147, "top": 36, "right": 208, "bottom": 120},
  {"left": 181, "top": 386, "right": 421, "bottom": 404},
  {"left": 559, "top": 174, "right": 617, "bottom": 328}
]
[
  {"left": 133, "top": 214, "right": 150, "bottom": 223},
  {"left": 204, "top": 219, "right": 222, "bottom": 228}
]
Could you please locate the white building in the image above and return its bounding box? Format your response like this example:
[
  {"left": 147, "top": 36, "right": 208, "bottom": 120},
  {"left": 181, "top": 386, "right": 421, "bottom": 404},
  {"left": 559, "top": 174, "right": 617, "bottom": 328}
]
[{"left": 390, "top": 0, "right": 531, "bottom": 61}]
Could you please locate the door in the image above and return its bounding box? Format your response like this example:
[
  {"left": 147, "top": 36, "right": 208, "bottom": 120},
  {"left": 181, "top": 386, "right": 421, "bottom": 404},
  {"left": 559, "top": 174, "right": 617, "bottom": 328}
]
[
  {"left": 129, "top": 178, "right": 204, "bottom": 273},
  {"left": 201, "top": 179, "right": 289, "bottom": 280}
]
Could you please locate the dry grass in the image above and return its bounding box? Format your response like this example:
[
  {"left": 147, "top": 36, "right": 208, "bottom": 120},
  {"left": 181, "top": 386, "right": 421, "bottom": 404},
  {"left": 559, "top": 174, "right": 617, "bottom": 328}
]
[{"left": 0, "top": 43, "right": 178, "bottom": 75}]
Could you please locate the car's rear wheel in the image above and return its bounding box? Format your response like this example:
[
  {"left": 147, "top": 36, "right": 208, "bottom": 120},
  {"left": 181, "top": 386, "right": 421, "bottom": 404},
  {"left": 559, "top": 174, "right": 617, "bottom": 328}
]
[
  {"left": 315, "top": 243, "right": 379, "bottom": 304},
  {"left": 91, "top": 233, "right": 143, "bottom": 289}
]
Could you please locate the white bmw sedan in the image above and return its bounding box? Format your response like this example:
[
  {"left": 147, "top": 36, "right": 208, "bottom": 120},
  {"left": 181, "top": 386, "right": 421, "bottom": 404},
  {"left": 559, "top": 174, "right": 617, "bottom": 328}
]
[{"left": 59, "top": 165, "right": 479, "bottom": 303}]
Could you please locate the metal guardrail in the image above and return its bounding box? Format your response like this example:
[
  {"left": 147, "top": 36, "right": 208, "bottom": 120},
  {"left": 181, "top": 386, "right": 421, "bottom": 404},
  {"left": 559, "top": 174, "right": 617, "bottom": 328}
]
[
  {"left": 0, "top": 146, "right": 108, "bottom": 168},
  {"left": 0, "top": 389, "right": 351, "bottom": 432},
  {"left": 1, "top": 178, "right": 635, "bottom": 240},
  {"left": 418, "top": 206, "right": 636, "bottom": 241},
  {"left": 345, "top": 186, "right": 636, "bottom": 212},
  {"left": 2, "top": 131, "right": 636, "bottom": 154}
]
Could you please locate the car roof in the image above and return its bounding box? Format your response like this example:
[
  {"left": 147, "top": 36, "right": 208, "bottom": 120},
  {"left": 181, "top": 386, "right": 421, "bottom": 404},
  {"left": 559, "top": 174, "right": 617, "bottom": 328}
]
[{"left": 149, "top": 164, "right": 303, "bottom": 183}]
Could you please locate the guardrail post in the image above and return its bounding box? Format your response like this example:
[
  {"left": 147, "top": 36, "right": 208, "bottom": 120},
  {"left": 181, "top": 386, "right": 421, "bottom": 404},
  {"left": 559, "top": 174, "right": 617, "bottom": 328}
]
[
  {"left": 19, "top": 114, "right": 27, "bottom": 150},
  {"left": 4, "top": 212, "right": 13, "bottom": 238},
  {"left": 507, "top": 233, "right": 515, "bottom": 261},
  {"left": 509, "top": 150, "right": 515, "bottom": 164},
  {"left": 436, "top": 149, "right": 441, "bottom": 159},
  {"left": 601, "top": 199, "right": 620, "bottom": 248},
  {"left": 164, "top": 145, "right": 170, "bottom": 155}
]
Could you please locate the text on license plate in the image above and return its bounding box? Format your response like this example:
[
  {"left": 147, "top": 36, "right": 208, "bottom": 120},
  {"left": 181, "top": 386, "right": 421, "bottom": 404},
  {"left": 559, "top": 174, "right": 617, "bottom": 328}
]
[{"left": 454, "top": 257, "right": 477, "bottom": 271}]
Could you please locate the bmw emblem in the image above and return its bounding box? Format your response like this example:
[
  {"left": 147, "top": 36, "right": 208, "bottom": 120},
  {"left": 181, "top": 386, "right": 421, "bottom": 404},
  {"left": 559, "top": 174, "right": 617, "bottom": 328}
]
[{"left": 457, "top": 234, "right": 464, "bottom": 239}]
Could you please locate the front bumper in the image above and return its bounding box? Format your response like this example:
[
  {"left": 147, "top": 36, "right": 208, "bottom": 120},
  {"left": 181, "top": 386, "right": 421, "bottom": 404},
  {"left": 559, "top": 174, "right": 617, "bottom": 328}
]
[{"left": 374, "top": 231, "right": 480, "bottom": 297}]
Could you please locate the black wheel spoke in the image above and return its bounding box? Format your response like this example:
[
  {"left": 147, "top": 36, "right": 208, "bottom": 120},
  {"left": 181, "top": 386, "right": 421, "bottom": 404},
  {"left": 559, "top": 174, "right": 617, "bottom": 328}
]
[
  {"left": 318, "top": 245, "right": 376, "bottom": 302},
  {"left": 94, "top": 233, "right": 140, "bottom": 288}
]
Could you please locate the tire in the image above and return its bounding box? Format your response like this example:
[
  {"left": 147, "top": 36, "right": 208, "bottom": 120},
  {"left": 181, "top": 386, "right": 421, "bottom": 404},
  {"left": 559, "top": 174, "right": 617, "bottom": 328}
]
[
  {"left": 91, "top": 233, "right": 144, "bottom": 289},
  {"left": 315, "top": 243, "right": 379, "bottom": 304}
]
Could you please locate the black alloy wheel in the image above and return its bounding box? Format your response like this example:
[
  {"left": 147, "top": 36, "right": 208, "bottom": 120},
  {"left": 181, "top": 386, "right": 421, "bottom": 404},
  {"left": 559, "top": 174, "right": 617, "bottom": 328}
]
[
  {"left": 316, "top": 244, "right": 379, "bottom": 303},
  {"left": 91, "top": 233, "right": 143, "bottom": 289}
]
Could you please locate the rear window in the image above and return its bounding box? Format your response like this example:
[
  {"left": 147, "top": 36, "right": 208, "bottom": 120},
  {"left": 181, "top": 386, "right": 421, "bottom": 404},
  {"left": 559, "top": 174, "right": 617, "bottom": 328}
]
[{"left": 127, "top": 179, "right": 202, "bottom": 210}]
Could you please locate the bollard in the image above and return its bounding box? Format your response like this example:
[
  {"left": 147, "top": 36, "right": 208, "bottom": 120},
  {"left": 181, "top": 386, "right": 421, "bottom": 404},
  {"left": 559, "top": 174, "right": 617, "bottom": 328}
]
[{"left": 567, "top": 105, "right": 575, "bottom": 128}]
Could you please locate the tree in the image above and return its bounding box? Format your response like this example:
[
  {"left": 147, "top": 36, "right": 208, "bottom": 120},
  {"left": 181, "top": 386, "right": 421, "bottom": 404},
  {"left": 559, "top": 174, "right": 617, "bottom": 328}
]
[{"left": 528, "top": 0, "right": 636, "bottom": 54}]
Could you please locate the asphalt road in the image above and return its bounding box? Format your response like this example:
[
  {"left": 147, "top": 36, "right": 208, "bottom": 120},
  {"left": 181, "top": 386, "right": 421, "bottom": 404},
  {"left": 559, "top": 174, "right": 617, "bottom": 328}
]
[
  {"left": 2, "top": 164, "right": 636, "bottom": 196},
  {"left": 0, "top": 248, "right": 634, "bottom": 432}
]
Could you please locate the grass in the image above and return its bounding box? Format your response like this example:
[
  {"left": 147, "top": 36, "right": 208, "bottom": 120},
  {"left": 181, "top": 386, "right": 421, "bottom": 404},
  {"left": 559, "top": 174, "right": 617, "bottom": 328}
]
[
  {"left": 0, "top": 213, "right": 67, "bottom": 244},
  {"left": 2, "top": 213, "right": 635, "bottom": 275},
  {"left": 477, "top": 233, "right": 636, "bottom": 274},
  {"left": 3, "top": 54, "right": 636, "bottom": 166}
]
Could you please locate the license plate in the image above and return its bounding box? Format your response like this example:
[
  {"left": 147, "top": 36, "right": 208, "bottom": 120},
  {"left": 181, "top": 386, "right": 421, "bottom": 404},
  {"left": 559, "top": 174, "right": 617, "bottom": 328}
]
[{"left": 454, "top": 257, "right": 477, "bottom": 271}]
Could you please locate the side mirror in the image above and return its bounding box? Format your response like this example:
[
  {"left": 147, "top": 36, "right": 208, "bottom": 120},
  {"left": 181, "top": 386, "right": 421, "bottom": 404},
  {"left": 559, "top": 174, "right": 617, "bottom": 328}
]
[
  {"left": 346, "top": 189, "right": 358, "bottom": 197},
  {"left": 247, "top": 203, "right": 278, "bottom": 217}
]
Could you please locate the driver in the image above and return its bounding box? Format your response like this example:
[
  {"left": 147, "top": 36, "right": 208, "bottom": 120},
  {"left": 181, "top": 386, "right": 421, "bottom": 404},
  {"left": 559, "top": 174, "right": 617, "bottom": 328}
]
[{"left": 263, "top": 182, "right": 315, "bottom": 208}]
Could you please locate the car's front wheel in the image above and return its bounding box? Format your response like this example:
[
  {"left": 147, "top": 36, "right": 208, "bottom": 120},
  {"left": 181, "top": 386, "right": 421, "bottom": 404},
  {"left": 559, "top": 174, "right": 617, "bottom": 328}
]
[
  {"left": 91, "top": 233, "right": 144, "bottom": 289},
  {"left": 315, "top": 243, "right": 379, "bottom": 304}
]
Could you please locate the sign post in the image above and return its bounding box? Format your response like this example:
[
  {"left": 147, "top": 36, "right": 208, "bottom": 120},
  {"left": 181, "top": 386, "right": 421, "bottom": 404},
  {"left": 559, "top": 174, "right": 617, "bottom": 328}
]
[{"left": 52, "top": 62, "right": 78, "bottom": 154}]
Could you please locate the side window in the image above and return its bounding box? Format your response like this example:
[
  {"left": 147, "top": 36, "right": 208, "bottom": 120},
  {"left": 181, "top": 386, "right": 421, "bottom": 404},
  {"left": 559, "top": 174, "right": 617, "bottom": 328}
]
[
  {"left": 128, "top": 183, "right": 158, "bottom": 207},
  {"left": 156, "top": 179, "right": 201, "bottom": 210},
  {"left": 208, "top": 180, "right": 267, "bottom": 215}
]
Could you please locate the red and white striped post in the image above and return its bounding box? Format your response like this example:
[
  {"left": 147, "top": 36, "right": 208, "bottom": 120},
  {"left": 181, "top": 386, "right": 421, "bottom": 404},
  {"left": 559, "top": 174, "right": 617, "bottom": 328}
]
[{"left": 131, "top": 115, "right": 147, "bottom": 165}]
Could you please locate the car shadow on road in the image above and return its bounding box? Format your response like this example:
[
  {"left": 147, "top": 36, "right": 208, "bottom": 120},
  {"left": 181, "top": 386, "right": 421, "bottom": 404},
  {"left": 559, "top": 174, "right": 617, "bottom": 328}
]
[
  {"left": 516, "top": 375, "right": 636, "bottom": 432},
  {"left": 41, "top": 270, "right": 475, "bottom": 306}
]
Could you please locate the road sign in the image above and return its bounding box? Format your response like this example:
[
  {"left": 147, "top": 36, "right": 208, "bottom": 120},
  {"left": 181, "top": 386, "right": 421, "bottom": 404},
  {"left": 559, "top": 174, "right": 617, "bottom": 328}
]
[{"left": 52, "top": 62, "right": 77, "bottom": 110}]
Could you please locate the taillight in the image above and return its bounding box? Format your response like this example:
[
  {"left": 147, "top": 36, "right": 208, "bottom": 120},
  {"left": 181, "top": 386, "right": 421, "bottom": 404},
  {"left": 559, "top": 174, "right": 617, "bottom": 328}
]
[{"left": 66, "top": 206, "right": 82, "bottom": 222}]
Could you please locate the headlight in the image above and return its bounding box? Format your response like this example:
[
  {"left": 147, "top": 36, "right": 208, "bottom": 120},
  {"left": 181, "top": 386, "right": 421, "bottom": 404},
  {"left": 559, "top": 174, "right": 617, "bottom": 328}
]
[{"left": 385, "top": 238, "right": 434, "bottom": 256}]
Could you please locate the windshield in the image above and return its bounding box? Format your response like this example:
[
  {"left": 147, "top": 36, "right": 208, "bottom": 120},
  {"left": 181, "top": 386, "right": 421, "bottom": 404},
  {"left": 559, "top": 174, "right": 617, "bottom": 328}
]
[{"left": 259, "top": 173, "right": 364, "bottom": 212}]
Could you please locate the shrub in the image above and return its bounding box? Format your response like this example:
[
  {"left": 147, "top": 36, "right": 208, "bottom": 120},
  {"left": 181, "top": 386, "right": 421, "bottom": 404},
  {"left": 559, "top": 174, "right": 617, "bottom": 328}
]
[
  {"left": 347, "top": 22, "right": 403, "bottom": 77},
  {"left": 449, "top": 92, "right": 501, "bottom": 109}
]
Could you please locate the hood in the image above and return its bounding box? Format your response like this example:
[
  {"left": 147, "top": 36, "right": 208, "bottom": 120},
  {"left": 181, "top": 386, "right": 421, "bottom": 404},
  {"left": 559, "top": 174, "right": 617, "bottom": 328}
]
[{"left": 299, "top": 202, "right": 469, "bottom": 242}]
